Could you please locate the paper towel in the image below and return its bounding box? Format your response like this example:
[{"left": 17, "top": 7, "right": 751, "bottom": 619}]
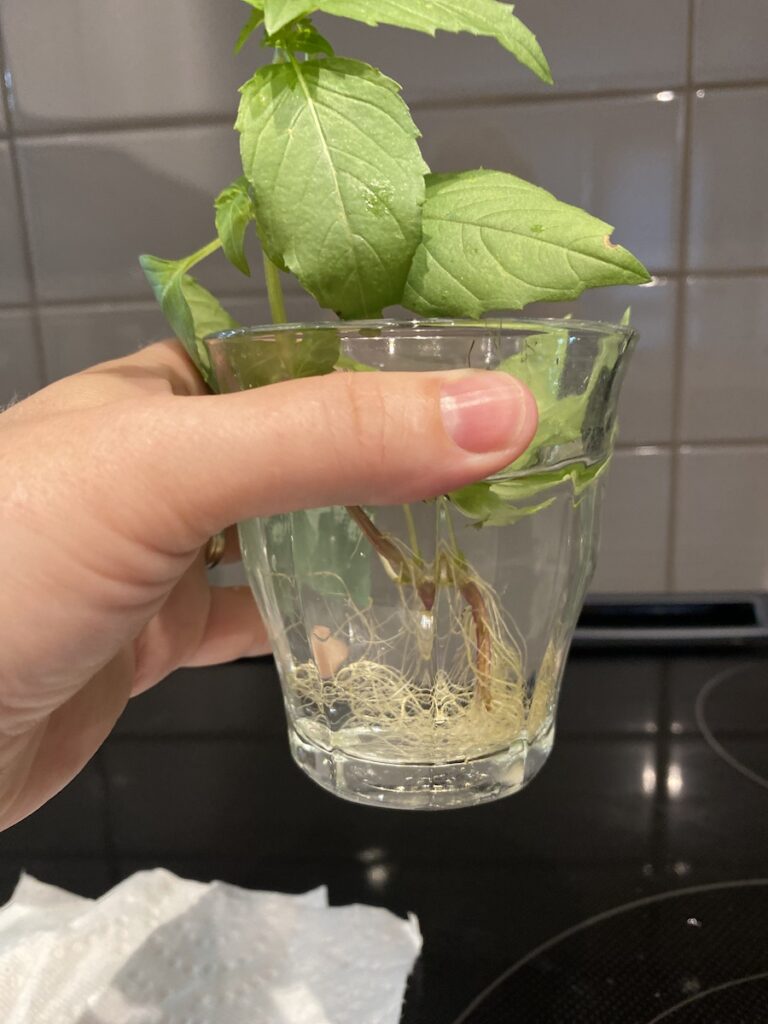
[{"left": 0, "top": 869, "right": 422, "bottom": 1024}]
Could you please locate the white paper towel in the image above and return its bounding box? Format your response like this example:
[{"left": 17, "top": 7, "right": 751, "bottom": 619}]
[{"left": 0, "top": 870, "right": 422, "bottom": 1024}]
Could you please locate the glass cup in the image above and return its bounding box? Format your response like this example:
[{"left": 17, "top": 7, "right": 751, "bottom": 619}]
[{"left": 205, "top": 319, "right": 636, "bottom": 810}]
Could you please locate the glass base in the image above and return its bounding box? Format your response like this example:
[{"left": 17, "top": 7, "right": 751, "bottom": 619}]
[{"left": 288, "top": 722, "right": 555, "bottom": 811}]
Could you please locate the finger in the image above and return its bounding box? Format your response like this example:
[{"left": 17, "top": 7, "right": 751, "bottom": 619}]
[
  {"left": 183, "top": 586, "right": 270, "bottom": 668},
  {"left": 3, "top": 340, "right": 203, "bottom": 425},
  {"left": 117, "top": 368, "right": 538, "bottom": 552},
  {"left": 79, "top": 339, "right": 208, "bottom": 398},
  {"left": 0, "top": 652, "right": 133, "bottom": 830},
  {"left": 131, "top": 558, "right": 267, "bottom": 694}
]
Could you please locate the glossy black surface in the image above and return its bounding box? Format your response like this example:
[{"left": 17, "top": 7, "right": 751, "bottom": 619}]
[{"left": 1, "top": 647, "right": 767, "bottom": 1023}]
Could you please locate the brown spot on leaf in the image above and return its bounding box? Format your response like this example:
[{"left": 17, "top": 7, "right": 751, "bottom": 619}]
[{"left": 603, "top": 234, "right": 619, "bottom": 250}]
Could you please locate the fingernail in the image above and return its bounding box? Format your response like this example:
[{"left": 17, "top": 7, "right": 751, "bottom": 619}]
[{"left": 440, "top": 372, "right": 535, "bottom": 454}]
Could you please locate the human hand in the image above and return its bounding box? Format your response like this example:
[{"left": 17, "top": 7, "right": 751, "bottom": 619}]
[{"left": 0, "top": 340, "right": 537, "bottom": 828}]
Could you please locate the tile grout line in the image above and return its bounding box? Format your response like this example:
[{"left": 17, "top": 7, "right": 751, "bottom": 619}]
[
  {"left": 3, "top": 77, "right": 768, "bottom": 143},
  {"left": 2, "top": 267, "right": 768, "bottom": 317},
  {"left": 4, "top": 263, "right": 768, "bottom": 316},
  {"left": 665, "top": 0, "right": 697, "bottom": 593},
  {"left": 619, "top": 439, "right": 768, "bottom": 452},
  {"left": 410, "top": 77, "right": 768, "bottom": 112},
  {"left": 0, "top": 25, "right": 49, "bottom": 386}
]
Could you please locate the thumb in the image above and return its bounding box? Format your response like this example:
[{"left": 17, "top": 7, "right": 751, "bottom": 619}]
[{"left": 114, "top": 368, "right": 538, "bottom": 552}]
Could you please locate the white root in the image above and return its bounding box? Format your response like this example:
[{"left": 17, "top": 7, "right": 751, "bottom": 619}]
[{"left": 284, "top": 549, "right": 561, "bottom": 763}]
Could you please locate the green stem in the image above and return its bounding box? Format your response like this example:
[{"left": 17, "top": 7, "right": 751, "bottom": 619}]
[
  {"left": 442, "top": 497, "right": 469, "bottom": 577},
  {"left": 182, "top": 237, "right": 222, "bottom": 274},
  {"left": 262, "top": 250, "right": 288, "bottom": 324},
  {"left": 402, "top": 504, "right": 420, "bottom": 558},
  {"left": 346, "top": 505, "right": 435, "bottom": 610},
  {"left": 261, "top": 51, "right": 290, "bottom": 324},
  {"left": 444, "top": 499, "right": 459, "bottom": 550}
]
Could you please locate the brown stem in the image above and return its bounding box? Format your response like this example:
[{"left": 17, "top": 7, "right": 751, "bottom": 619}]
[
  {"left": 345, "top": 505, "right": 490, "bottom": 703},
  {"left": 460, "top": 579, "right": 493, "bottom": 710},
  {"left": 345, "top": 505, "right": 435, "bottom": 609}
]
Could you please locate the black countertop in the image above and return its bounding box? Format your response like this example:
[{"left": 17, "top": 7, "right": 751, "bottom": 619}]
[{"left": 1, "top": 646, "right": 767, "bottom": 1022}]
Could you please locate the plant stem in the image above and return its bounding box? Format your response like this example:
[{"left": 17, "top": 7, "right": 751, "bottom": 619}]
[
  {"left": 182, "top": 237, "right": 222, "bottom": 274},
  {"left": 459, "top": 579, "right": 493, "bottom": 710},
  {"left": 444, "top": 501, "right": 460, "bottom": 552},
  {"left": 346, "top": 504, "right": 492, "bottom": 702},
  {"left": 402, "top": 504, "right": 420, "bottom": 557},
  {"left": 345, "top": 505, "right": 435, "bottom": 611},
  {"left": 263, "top": 250, "right": 288, "bottom": 324},
  {"left": 345, "top": 505, "right": 410, "bottom": 578}
]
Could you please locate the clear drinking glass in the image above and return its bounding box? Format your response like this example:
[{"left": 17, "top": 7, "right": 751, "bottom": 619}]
[{"left": 205, "top": 319, "right": 636, "bottom": 810}]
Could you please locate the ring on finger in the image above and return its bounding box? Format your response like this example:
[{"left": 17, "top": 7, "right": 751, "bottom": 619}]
[{"left": 204, "top": 531, "right": 227, "bottom": 569}]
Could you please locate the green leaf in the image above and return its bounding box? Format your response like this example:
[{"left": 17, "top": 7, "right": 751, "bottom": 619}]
[
  {"left": 264, "top": 0, "right": 311, "bottom": 34},
  {"left": 139, "top": 250, "right": 238, "bottom": 390},
  {"left": 302, "top": 0, "right": 551, "bottom": 83},
  {"left": 491, "top": 457, "right": 610, "bottom": 501},
  {"left": 285, "top": 20, "right": 335, "bottom": 55},
  {"left": 449, "top": 482, "right": 508, "bottom": 522},
  {"left": 497, "top": 322, "right": 628, "bottom": 470},
  {"left": 264, "top": 16, "right": 335, "bottom": 55},
  {"left": 214, "top": 177, "right": 255, "bottom": 276},
  {"left": 292, "top": 505, "right": 372, "bottom": 608},
  {"left": 620, "top": 305, "right": 632, "bottom": 326},
  {"left": 449, "top": 481, "right": 556, "bottom": 526},
  {"left": 402, "top": 170, "right": 652, "bottom": 318},
  {"left": 449, "top": 316, "right": 626, "bottom": 526},
  {"left": 497, "top": 329, "right": 576, "bottom": 455},
  {"left": 335, "top": 353, "right": 377, "bottom": 372},
  {"left": 235, "top": 7, "right": 265, "bottom": 52},
  {"left": 448, "top": 456, "right": 609, "bottom": 527},
  {"left": 237, "top": 56, "right": 428, "bottom": 319},
  {"left": 225, "top": 327, "right": 341, "bottom": 389}
]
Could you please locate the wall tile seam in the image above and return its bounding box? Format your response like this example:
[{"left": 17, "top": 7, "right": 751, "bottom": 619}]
[
  {"left": 4, "top": 76, "right": 768, "bottom": 143},
  {"left": 614, "top": 441, "right": 768, "bottom": 453},
  {"left": 3, "top": 267, "right": 768, "bottom": 319},
  {"left": 0, "top": 22, "right": 48, "bottom": 385},
  {"left": 665, "top": 0, "right": 697, "bottom": 591}
]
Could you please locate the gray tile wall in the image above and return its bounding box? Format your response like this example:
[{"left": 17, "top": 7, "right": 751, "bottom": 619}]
[{"left": 1, "top": 0, "right": 766, "bottom": 594}]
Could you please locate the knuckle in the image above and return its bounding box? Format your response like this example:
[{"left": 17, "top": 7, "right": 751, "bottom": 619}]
[{"left": 330, "top": 372, "right": 390, "bottom": 463}]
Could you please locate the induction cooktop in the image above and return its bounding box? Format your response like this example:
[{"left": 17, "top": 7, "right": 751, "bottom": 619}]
[
  {"left": 451, "top": 658, "right": 768, "bottom": 1024},
  {"left": 1, "top": 598, "right": 766, "bottom": 1024}
]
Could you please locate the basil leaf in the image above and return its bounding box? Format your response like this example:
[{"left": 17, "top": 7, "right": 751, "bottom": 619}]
[
  {"left": 498, "top": 321, "right": 628, "bottom": 470},
  {"left": 449, "top": 482, "right": 507, "bottom": 521},
  {"left": 263, "top": 0, "right": 311, "bottom": 34},
  {"left": 449, "top": 317, "right": 622, "bottom": 527},
  {"left": 449, "top": 457, "right": 609, "bottom": 527},
  {"left": 491, "top": 457, "right": 610, "bottom": 501},
  {"left": 214, "top": 177, "right": 256, "bottom": 276},
  {"left": 264, "top": 16, "right": 335, "bottom": 55},
  {"left": 139, "top": 253, "right": 238, "bottom": 390},
  {"left": 449, "top": 481, "right": 556, "bottom": 527},
  {"left": 237, "top": 57, "right": 427, "bottom": 318},
  {"left": 284, "top": 20, "right": 335, "bottom": 55},
  {"left": 293, "top": 1, "right": 551, "bottom": 83},
  {"left": 335, "top": 353, "right": 377, "bottom": 372},
  {"left": 403, "top": 170, "right": 651, "bottom": 318},
  {"left": 235, "top": 8, "right": 265, "bottom": 52},
  {"left": 225, "top": 327, "right": 340, "bottom": 389},
  {"left": 497, "top": 329, "right": 574, "bottom": 455},
  {"left": 292, "top": 505, "right": 372, "bottom": 608}
]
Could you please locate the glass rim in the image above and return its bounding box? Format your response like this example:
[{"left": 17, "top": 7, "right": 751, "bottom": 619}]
[{"left": 204, "top": 316, "right": 635, "bottom": 346}]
